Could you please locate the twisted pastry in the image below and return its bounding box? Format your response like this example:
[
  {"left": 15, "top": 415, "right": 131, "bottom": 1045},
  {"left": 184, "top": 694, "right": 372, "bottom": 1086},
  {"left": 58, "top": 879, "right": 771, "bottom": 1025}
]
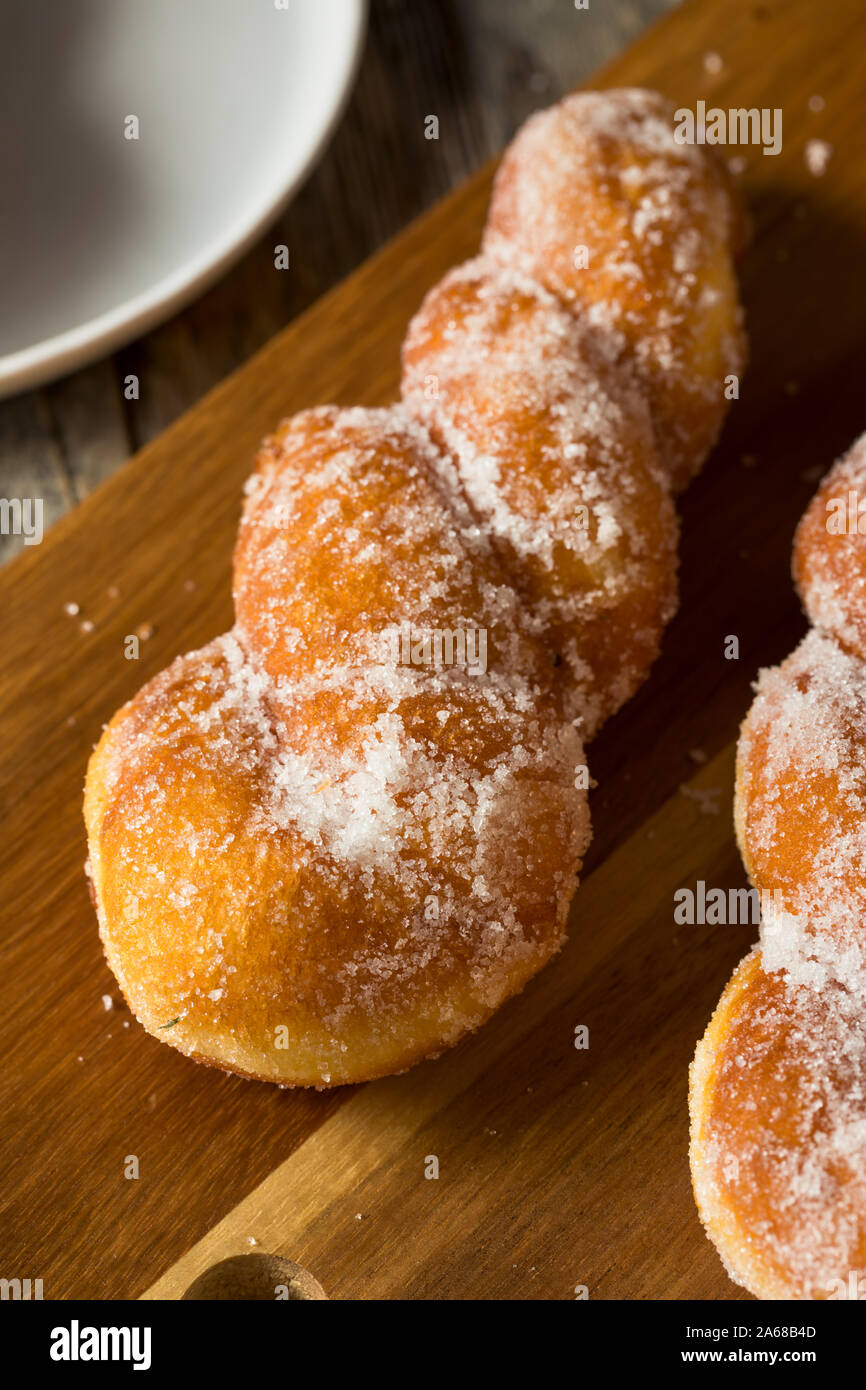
[
  {"left": 85, "top": 89, "right": 745, "bottom": 1087},
  {"left": 691, "top": 433, "right": 866, "bottom": 1299}
]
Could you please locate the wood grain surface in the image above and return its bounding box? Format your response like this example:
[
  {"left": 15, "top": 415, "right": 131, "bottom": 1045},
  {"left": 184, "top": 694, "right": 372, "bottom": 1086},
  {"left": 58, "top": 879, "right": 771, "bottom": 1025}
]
[
  {"left": 0, "top": 0, "right": 672, "bottom": 566},
  {"left": 2, "top": 0, "right": 866, "bottom": 1300}
]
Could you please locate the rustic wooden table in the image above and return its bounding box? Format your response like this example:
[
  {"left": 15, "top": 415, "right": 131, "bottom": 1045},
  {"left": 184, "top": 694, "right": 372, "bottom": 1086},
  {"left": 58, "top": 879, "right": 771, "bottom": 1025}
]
[{"left": 0, "top": 0, "right": 671, "bottom": 566}]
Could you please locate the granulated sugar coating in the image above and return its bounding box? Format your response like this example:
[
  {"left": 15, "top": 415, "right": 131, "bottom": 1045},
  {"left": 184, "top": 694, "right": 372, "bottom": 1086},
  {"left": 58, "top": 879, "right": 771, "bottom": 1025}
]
[
  {"left": 86, "top": 404, "right": 592, "bottom": 1087},
  {"left": 234, "top": 405, "right": 553, "bottom": 710},
  {"left": 84, "top": 88, "right": 745, "bottom": 1089},
  {"left": 690, "top": 951, "right": 866, "bottom": 1300},
  {"left": 735, "top": 627, "right": 866, "bottom": 997},
  {"left": 86, "top": 622, "right": 589, "bottom": 1086},
  {"left": 483, "top": 88, "right": 747, "bottom": 491},
  {"left": 402, "top": 257, "right": 678, "bottom": 737},
  {"left": 693, "top": 430, "right": 866, "bottom": 1300},
  {"left": 794, "top": 432, "right": 866, "bottom": 663}
]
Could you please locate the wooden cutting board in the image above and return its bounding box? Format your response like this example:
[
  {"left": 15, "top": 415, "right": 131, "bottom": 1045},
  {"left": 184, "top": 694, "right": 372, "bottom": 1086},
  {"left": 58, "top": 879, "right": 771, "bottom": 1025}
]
[{"left": 3, "top": 0, "right": 865, "bottom": 1301}]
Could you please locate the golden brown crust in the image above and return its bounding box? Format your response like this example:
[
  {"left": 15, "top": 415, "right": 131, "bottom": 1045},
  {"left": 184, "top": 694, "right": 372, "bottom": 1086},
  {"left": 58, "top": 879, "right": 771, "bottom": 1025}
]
[
  {"left": 401, "top": 256, "right": 678, "bottom": 737},
  {"left": 794, "top": 434, "right": 866, "bottom": 663},
  {"left": 483, "top": 88, "right": 746, "bottom": 492},
  {"left": 700, "top": 433, "right": 866, "bottom": 1297},
  {"left": 690, "top": 951, "right": 866, "bottom": 1300},
  {"left": 86, "top": 413, "right": 590, "bottom": 1087},
  {"left": 735, "top": 628, "right": 866, "bottom": 994}
]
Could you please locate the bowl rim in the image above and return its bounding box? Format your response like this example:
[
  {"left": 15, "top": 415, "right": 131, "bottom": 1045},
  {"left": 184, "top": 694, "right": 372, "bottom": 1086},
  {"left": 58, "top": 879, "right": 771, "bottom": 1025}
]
[{"left": 0, "top": 0, "right": 368, "bottom": 400}]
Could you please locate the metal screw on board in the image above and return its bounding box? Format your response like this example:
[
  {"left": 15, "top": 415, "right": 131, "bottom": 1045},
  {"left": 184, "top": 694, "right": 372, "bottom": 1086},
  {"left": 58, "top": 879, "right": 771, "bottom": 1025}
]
[{"left": 182, "top": 1254, "right": 328, "bottom": 1301}]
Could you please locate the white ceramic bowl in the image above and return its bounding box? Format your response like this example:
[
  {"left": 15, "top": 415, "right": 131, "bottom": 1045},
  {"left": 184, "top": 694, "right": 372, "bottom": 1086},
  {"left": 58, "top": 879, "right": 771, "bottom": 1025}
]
[{"left": 0, "top": 0, "right": 367, "bottom": 398}]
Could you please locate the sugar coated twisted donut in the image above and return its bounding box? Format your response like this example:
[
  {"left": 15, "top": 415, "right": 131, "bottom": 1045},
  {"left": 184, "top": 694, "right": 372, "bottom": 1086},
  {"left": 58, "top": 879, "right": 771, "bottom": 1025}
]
[
  {"left": 85, "top": 89, "right": 744, "bottom": 1087},
  {"left": 691, "top": 432, "right": 866, "bottom": 1297}
]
